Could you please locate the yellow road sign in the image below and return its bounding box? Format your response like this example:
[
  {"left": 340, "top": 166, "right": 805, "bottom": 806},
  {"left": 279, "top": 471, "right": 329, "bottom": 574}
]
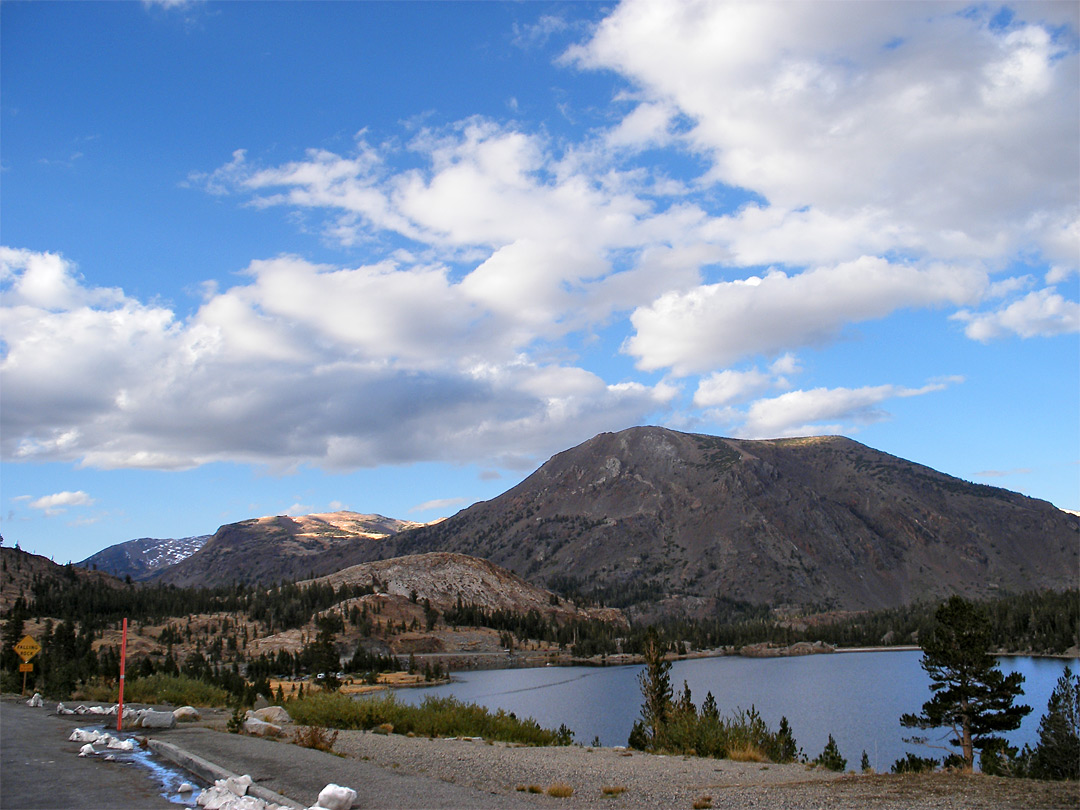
[
  {"left": 14, "top": 635, "right": 41, "bottom": 662},
  {"left": 19, "top": 662, "right": 33, "bottom": 673}
]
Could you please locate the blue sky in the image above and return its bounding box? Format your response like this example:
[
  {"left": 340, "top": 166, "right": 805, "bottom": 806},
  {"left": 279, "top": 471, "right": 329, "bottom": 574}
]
[{"left": 2, "top": 0, "right": 1077, "bottom": 564}]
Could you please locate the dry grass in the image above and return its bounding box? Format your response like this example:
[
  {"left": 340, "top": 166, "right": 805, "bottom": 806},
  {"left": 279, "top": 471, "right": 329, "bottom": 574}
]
[
  {"left": 602, "top": 785, "right": 628, "bottom": 797},
  {"left": 727, "top": 742, "right": 769, "bottom": 763},
  {"left": 546, "top": 782, "right": 574, "bottom": 798},
  {"left": 373, "top": 722, "right": 394, "bottom": 735},
  {"left": 691, "top": 797, "right": 713, "bottom": 810},
  {"left": 292, "top": 725, "right": 338, "bottom": 753}
]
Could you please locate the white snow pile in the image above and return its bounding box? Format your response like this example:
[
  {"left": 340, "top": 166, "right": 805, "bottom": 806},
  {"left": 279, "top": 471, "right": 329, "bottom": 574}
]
[
  {"left": 26, "top": 693, "right": 43, "bottom": 707},
  {"left": 307, "top": 784, "right": 357, "bottom": 810},
  {"left": 69, "top": 728, "right": 107, "bottom": 743},
  {"left": 57, "top": 702, "right": 139, "bottom": 720},
  {"left": 78, "top": 743, "right": 96, "bottom": 757},
  {"left": 194, "top": 777, "right": 356, "bottom": 810},
  {"left": 195, "top": 774, "right": 293, "bottom": 810},
  {"left": 68, "top": 728, "right": 137, "bottom": 751}
]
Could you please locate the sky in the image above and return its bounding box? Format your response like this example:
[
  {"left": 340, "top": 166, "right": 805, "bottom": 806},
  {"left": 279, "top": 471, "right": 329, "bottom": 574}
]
[{"left": 2, "top": 0, "right": 1077, "bottom": 565}]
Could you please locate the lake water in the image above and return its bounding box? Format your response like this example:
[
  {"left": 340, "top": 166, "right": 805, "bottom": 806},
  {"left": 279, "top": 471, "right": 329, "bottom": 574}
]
[{"left": 392, "top": 651, "right": 1078, "bottom": 771}]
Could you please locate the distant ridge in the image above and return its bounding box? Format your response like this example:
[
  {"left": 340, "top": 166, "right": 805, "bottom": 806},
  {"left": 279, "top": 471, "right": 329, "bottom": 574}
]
[
  {"left": 79, "top": 535, "right": 210, "bottom": 581},
  {"left": 151, "top": 512, "right": 426, "bottom": 588}
]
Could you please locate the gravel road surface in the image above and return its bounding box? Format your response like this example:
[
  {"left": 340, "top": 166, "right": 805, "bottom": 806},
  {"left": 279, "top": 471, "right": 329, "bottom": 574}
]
[{"left": 156, "top": 717, "right": 1080, "bottom": 810}]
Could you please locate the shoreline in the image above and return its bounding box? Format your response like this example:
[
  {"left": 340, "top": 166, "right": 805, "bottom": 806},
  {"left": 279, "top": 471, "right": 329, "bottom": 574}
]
[{"left": 397, "top": 643, "right": 1078, "bottom": 684}]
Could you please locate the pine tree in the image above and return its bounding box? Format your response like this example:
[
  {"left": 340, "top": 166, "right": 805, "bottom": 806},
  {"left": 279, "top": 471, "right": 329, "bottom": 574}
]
[
  {"left": 900, "top": 596, "right": 1031, "bottom": 771},
  {"left": 1030, "top": 666, "right": 1080, "bottom": 780},
  {"left": 634, "top": 627, "right": 672, "bottom": 749},
  {"left": 814, "top": 734, "right": 847, "bottom": 771}
]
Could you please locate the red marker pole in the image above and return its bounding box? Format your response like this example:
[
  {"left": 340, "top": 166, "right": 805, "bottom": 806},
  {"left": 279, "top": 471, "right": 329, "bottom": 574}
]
[{"left": 117, "top": 617, "right": 128, "bottom": 732}]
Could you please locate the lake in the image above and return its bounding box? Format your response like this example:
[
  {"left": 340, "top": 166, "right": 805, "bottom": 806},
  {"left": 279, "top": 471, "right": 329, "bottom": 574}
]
[{"left": 392, "top": 651, "right": 1078, "bottom": 771}]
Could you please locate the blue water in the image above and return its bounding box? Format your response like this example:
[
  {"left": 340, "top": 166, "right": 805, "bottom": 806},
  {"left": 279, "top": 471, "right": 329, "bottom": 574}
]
[{"left": 392, "top": 651, "right": 1077, "bottom": 771}]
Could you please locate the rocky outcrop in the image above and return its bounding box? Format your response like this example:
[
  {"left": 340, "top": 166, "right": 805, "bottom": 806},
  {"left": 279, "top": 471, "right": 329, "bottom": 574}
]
[
  {"left": 307, "top": 552, "right": 626, "bottom": 628},
  {"left": 739, "top": 641, "right": 835, "bottom": 657}
]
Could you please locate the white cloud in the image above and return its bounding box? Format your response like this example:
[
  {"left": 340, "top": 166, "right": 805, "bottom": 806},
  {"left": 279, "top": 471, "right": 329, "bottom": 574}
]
[
  {"left": 693, "top": 368, "right": 772, "bottom": 408},
  {"left": 953, "top": 288, "right": 1080, "bottom": 340},
  {"left": 627, "top": 257, "right": 986, "bottom": 374},
  {"left": 570, "top": 0, "right": 1079, "bottom": 266},
  {"left": 29, "top": 491, "right": 95, "bottom": 516},
  {"left": 410, "top": 497, "right": 467, "bottom": 514},
  {"left": 733, "top": 380, "right": 957, "bottom": 438},
  {"left": 0, "top": 248, "right": 672, "bottom": 472}
]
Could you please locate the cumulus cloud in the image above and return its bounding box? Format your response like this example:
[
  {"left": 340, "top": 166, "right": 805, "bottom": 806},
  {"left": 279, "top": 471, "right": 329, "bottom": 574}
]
[
  {"left": 28, "top": 491, "right": 95, "bottom": 516},
  {"left": 0, "top": 248, "right": 673, "bottom": 472},
  {"left": 569, "top": 0, "right": 1079, "bottom": 265},
  {"left": 627, "top": 257, "right": 986, "bottom": 374},
  {"left": 952, "top": 288, "right": 1080, "bottom": 340}
]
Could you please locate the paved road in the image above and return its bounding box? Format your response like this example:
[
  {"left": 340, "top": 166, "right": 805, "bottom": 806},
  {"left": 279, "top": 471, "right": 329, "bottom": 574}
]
[
  {"left": 0, "top": 698, "right": 180, "bottom": 810},
  {"left": 153, "top": 724, "right": 539, "bottom": 809}
]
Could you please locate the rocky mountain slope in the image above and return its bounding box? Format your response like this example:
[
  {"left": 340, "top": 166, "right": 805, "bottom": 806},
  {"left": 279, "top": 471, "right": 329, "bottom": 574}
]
[
  {"left": 306, "top": 551, "right": 625, "bottom": 626},
  {"left": 390, "top": 427, "right": 1078, "bottom": 616},
  {"left": 78, "top": 535, "right": 210, "bottom": 581},
  {"left": 152, "top": 512, "right": 428, "bottom": 588}
]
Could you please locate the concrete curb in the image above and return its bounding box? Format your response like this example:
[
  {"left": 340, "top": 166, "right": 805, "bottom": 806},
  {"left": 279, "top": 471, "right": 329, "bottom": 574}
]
[{"left": 147, "top": 738, "right": 305, "bottom": 809}]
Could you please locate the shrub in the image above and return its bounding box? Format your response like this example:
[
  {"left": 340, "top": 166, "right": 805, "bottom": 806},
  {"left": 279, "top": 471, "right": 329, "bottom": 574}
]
[
  {"left": 891, "top": 752, "right": 939, "bottom": 774},
  {"left": 285, "top": 691, "right": 571, "bottom": 745},
  {"left": 75, "top": 674, "right": 231, "bottom": 708},
  {"left": 226, "top": 706, "right": 244, "bottom": 734},
  {"left": 692, "top": 797, "right": 713, "bottom": 810},
  {"left": 726, "top": 742, "right": 768, "bottom": 763},
  {"left": 546, "top": 783, "right": 573, "bottom": 798},
  {"left": 293, "top": 725, "right": 338, "bottom": 753},
  {"left": 601, "top": 785, "right": 627, "bottom": 797}
]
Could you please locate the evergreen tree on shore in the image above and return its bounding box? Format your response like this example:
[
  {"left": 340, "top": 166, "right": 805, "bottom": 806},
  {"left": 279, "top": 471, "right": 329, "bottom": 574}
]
[{"left": 901, "top": 596, "right": 1031, "bottom": 771}]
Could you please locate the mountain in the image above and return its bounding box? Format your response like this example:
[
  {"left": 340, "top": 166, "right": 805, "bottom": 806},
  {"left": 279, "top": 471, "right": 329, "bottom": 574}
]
[
  {"left": 1, "top": 546, "right": 123, "bottom": 612},
  {"left": 79, "top": 535, "right": 210, "bottom": 581},
  {"left": 152, "top": 512, "right": 426, "bottom": 588},
  {"left": 391, "top": 427, "right": 1079, "bottom": 616}
]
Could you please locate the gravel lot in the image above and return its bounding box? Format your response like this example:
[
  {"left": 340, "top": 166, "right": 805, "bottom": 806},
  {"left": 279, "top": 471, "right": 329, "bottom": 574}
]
[{"left": 331, "top": 729, "right": 1080, "bottom": 810}]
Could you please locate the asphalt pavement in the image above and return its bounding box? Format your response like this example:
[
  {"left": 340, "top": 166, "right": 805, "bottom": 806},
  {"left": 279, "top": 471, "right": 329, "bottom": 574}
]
[{"left": 0, "top": 698, "right": 180, "bottom": 810}]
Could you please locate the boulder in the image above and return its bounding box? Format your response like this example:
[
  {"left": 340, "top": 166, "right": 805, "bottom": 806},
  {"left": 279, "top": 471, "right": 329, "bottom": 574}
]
[
  {"left": 252, "top": 706, "right": 291, "bottom": 725},
  {"left": 139, "top": 709, "right": 177, "bottom": 729},
  {"left": 242, "top": 717, "right": 283, "bottom": 737},
  {"left": 312, "top": 784, "right": 357, "bottom": 810},
  {"left": 173, "top": 705, "right": 201, "bottom": 722}
]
